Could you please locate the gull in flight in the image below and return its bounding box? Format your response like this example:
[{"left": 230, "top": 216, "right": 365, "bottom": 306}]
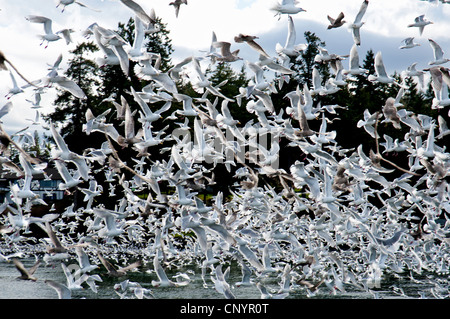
[
  {"left": 169, "top": 0, "right": 187, "bottom": 18},
  {"left": 128, "top": 16, "right": 146, "bottom": 60},
  {"left": 5, "top": 71, "right": 23, "bottom": 99},
  {"left": 50, "top": 122, "right": 90, "bottom": 180},
  {"left": 368, "top": 51, "right": 403, "bottom": 87},
  {"left": 56, "top": 0, "right": 101, "bottom": 13},
  {"left": 327, "top": 12, "right": 346, "bottom": 30},
  {"left": 97, "top": 251, "right": 142, "bottom": 277},
  {"left": 428, "top": 39, "right": 450, "bottom": 66},
  {"left": 25, "top": 15, "right": 61, "bottom": 48},
  {"left": 45, "top": 280, "right": 72, "bottom": 299},
  {"left": 211, "top": 265, "right": 235, "bottom": 299},
  {"left": 403, "top": 62, "right": 425, "bottom": 90},
  {"left": 151, "top": 251, "right": 189, "bottom": 287},
  {"left": 94, "top": 207, "right": 124, "bottom": 238},
  {"left": 276, "top": 15, "right": 307, "bottom": 57},
  {"left": 408, "top": 15, "right": 433, "bottom": 36},
  {"left": 271, "top": 0, "right": 306, "bottom": 19},
  {"left": 399, "top": 37, "right": 420, "bottom": 49},
  {"left": 348, "top": 0, "right": 369, "bottom": 46},
  {"left": 343, "top": 44, "right": 367, "bottom": 77},
  {"left": 119, "top": 0, "right": 155, "bottom": 27},
  {"left": 235, "top": 33, "right": 270, "bottom": 58},
  {"left": 212, "top": 41, "right": 242, "bottom": 63},
  {"left": 12, "top": 258, "right": 40, "bottom": 281}
]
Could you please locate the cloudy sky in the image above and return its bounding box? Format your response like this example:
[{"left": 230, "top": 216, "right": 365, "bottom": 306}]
[{"left": 0, "top": 0, "right": 449, "bottom": 134}]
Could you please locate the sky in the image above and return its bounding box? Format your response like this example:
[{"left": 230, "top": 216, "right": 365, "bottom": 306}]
[{"left": 0, "top": 0, "right": 449, "bottom": 135}]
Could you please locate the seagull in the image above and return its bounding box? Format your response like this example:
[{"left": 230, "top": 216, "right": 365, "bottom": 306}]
[
  {"left": 169, "top": 0, "right": 187, "bottom": 18},
  {"left": 54, "top": 160, "right": 82, "bottom": 190},
  {"left": 0, "top": 102, "right": 13, "bottom": 122},
  {"left": 45, "top": 280, "right": 72, "bottom": 299},
  {"left": 128, "top": 16, "right": 146, "bottom": 60},
  {"left": 327, "top": 12, "right": 346, "bottom": 29},
  {"left": 399, "top": 37, "right": 420, "bottom": 49},
  {"left": 12, "top": 258, "right": 40, "bottom": 281},
  {"left": 348, "top": 0, "right": 369, "bottom": 46},
  {"left": 94, "top": 207, "right": 124, "bottom": 237},
  {"left": 130, "top": 86, "right": 170, "bottom": 123},
  {"left": 271, "top": 0, "right": 306, "bottom": 18},
  {"left": 173, "top": 93, "right": 198, "bottom": 116},
  {"left": 234, "top": 33, "right": 270, "bottom": 58},
  {"left": 56, "top": 0, "right": 101, "bottom": 13},
  {"left": 44, "top": 221, "right": 70, "bottom": 254},
  {"left": 211, "top": 265, "right": 235, "bottom": 299},
  {"left": 343, "top": 44, "right": 368, "bottom": 77},
  {"left": 436, "top": 115, "right": 450, "bottom": 139},
  {"left": 50, "top": 122, "right": 90, "bottom": 180},
  {"left": 25, "top": 15, "right": 61, "bottom": 48},
  {"left": 408, "top": 15, "right": 433, "bottom": 36},
  {"left": 45, "top": 72, "right": 87, "bottom": 99},
  {"left": 235, "top": 261, "right": 254, "bottom": 287},
  {"left": 428, "top": 39, "right": 450, "bottom": 66},
  {"left": 382, "top": 97, "right": 402, "bottom": 129},
  {"left": 276, "top": 15, "right": 307, "bottom": 57},
  {"left": 56, "top": 29, "right": 75, "bottom": 45},
  {"left": 119, "top": 0, "right": 155, "bottom": 27},
  {"left": 357, "top": 109, "right": 380, "bottom": 138},
  {"left": 97, "top": 251, "right": 142, "bottom": 277},
  {"left": 368, "top": 51, "right": 403, "bottom": 87},
  {"left": 5, "top": 71, "right": 23, "bottom": 99},
  {"left": 257, "top": 54, "right": 295, "bottom": 74},
  {"left": 256, "top": 282, "right": 289, "bottom": 299},
  {"left": 10, "top": 154, "right": 39, "bottom": 202},
  {"left": 168, "top": 56, "right": 193, "bottom": 82},
  {"left": 61, "top": 262, "right": 89, "bottom": 291},
  {"left": 75, "top": 246, "right": 98, "bottom": 273},
  {"left": 91, "top": 24, "right": 122, "bottom": 68},
  {"left": 403, "top": 62, "right": 425, "bottom": 90},
  {"left": 151, "top": 252, "right": 186, "bottom": 287},
  {"left": 212, "top": 41, "right": 242, "bottom": 62}
]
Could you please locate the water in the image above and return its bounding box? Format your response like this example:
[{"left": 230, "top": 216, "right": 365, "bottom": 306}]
[{"left": 1, "top": 257, "right": 446, "bottom": 299}]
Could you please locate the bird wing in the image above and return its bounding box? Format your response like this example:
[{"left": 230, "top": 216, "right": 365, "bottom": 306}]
[
  {"left": 285, "top": 16, "right": 297, "bottom": 48},
  {"left": 354, "top": 0, "right": 368, "bottom": 24},
  {"left": 119, "top": 0, "right": 153, "bottom": 26},
  {"left": 45, "top": 221, "right": 64, "bottom": 249},
  {"left": 50, "top": 122, "right": 71, "bottom": 154},
  {"left": 12, "top": 258, "right": 30, "bottom": 277},
  {"left": 118, "top": 260, "right": 142, "bottom": 273},
  {"left": 374, "top": 51, "right": 388, "bottom": 77},
  {"left": 52, "top": 76, "right": 86, "bottom": 99},
  {"left": 28, "top": 259, "right": 41, "bottom": 275},
  {"left": 429, "top": 39, "right": 444, "bottom": 60}
]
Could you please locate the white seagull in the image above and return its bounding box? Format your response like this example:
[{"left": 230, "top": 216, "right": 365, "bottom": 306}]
[
  {"left": 408, "top": 15, "right": 433, "bottom": 36},
  {"left": 343, "top": 44, "right": 368, "bottom": 77},
  {"left": 428, "top": 39, "right": 450, "bottom": 66},
  {"left": 368, "top": 51, "right": 403, "bottom": 87},
  {"left": 276, "top": 15, "right": 307, "bottom": 57},
  {"left": 399, "top": 37, "right": 420, "bottom": 49},
  {"left": 271, "top": 0, "right": 306, "bottom": 18},
  {"left": 50, "top": 122, "right": 90, "bottom": 180},
  {"left": 25, "top": 15, "right": 61, "bottom": 48},
  {"left": 348, "top": 0, "right": 369, "bottom": 46}
]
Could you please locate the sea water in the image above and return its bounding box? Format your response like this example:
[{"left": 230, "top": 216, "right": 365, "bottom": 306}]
[{"left": 0, "top": 257, "right": 446, "bottom": 299}]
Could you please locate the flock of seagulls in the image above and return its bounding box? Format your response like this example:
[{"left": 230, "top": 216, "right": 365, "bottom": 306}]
[{"left": 0, "top": 0, "right": 450, "bottom": 299}]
